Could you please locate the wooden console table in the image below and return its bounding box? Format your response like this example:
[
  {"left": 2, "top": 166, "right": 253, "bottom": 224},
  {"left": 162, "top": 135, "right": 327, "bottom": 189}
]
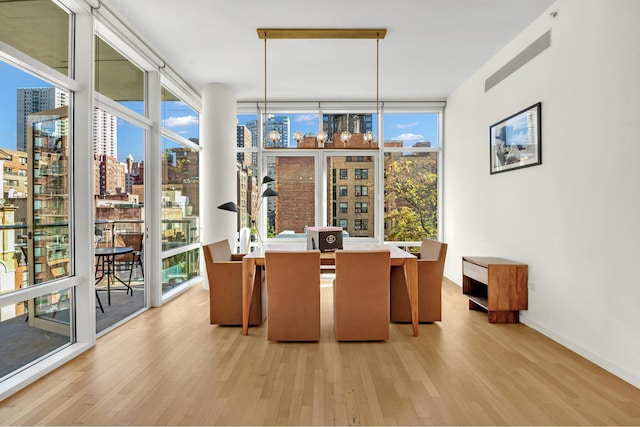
[{"left": 462, "top": 256, "right": 528, "bottom": 323}]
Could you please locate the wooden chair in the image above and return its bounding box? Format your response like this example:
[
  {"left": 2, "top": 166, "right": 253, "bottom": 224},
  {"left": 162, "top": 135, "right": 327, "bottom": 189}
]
[
  {"left": 390, "top": 239, "right": 448, "bottom": 323},
  {"left": 204, "top": 239, "right": 264, "bottom": 326},
  {"left": 334, "top": 250, "right": 391, "bottom": 341},
  {"left": 264, "top": 250, "right": 321, "bottom": 341}
]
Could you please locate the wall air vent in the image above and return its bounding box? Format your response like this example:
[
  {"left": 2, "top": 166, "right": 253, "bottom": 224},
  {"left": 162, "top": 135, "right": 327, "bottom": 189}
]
[{"left": 485, "top": 30, "right": 551, "bottom": 92}]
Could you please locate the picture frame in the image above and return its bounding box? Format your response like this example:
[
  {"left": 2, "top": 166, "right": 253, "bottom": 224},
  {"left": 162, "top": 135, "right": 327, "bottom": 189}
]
[{"left": 490, "top": 102, "right": 541, "bottom": 174}]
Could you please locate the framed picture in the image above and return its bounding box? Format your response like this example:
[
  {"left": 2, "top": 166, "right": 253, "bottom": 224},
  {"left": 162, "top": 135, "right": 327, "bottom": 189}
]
[{"left": 490, "top": 102, "right": 541, "bottom": 174}]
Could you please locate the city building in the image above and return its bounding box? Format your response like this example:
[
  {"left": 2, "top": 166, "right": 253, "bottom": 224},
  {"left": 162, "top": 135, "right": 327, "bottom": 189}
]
[
  {"left": 246, "top": 115, "right": 290, "bottom": 148},
  {"left": 236, "top": 125, "right": 253, "bottom": 166},
  {"left": 16, "top": 88, "right": 68, "bottom": 152},
  {"left": 92, "top": 108, "right": 117, "bottom": 158},
  {"left": 328, "top": 155, "right": 375, "bottom": 237},
  {"left": 94, "top": 155, "right": 126, "bottom": 196}
]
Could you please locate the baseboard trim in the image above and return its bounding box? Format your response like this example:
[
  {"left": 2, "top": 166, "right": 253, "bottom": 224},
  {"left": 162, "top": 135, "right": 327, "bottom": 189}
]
[
  {"left": 520, "top": 314, "right": 640, "bottom": 390},
  {"left": 445, "top": 276, "right": 639, "bottom": 390}
]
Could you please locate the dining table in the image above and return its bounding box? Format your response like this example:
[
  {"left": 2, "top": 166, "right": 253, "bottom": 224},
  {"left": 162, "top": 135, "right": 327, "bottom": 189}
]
[{"left": 241, "top": 242, "right": 419, "bottom": 336}]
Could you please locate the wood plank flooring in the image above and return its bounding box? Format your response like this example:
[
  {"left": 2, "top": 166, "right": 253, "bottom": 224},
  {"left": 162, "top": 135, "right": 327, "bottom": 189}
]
[{"left": 1, "top": 277, "right": 639, "bottom": 425}]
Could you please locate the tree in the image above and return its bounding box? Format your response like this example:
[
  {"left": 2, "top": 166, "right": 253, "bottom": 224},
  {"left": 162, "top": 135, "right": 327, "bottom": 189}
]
[{"left": 384, "top": 154, "right": 438, "bottom": 241}]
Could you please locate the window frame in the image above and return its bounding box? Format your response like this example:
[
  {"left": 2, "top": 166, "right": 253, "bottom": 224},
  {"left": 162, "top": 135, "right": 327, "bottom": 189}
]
[{"left": 235, "top": 101, "right": 444, "bottom": 244}]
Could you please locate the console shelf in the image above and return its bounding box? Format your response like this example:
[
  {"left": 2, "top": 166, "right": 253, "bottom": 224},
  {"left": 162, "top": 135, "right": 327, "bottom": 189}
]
[{"left": 462, "top": 256, "right": 528, "bottom": 323}]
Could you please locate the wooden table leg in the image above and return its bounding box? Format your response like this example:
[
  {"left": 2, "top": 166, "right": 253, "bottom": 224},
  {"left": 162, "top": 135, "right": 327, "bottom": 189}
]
[
  {"left": 242, "top": 257, "right": 257, "bottom": 335},
  {"left": 404, "top": 257, "right": 419, "bottom": 336}
]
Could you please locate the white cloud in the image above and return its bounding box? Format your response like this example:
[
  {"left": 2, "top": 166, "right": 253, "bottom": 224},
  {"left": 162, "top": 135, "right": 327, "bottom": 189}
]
[
  {"left": 393, "top": 133, "right": 424, "bottom": 141},
  {"left": 163, "top": 115, "right": 198, "bottom": 128},
  {"left": 294, "top": 114, "right": 317, "bottom": 124},
  {"left": 395, "top": 121, "right": 418, "bottom": 129}
]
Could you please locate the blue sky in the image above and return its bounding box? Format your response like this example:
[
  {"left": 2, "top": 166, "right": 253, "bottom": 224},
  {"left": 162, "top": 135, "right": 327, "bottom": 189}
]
[
  {"left": 0, "top": 61, "right": 50, "bottom": 150},
  {"left": 1, "top": 60, "right": 439, "bottom": 162}
]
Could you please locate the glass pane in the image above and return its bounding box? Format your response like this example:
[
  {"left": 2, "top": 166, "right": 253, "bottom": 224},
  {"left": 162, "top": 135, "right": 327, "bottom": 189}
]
[
  {"left": 236, "top": 114, "right": 259, "bottom": 241},
  {"left": 0, "top": 0, "right": 70, "bottom": 76},
  {"left": 266, "top": 156, "right": 315, "bottom": 237},
  {"left": 322, "top": 113, "right": 378, "bottom": 148},
  {"left": 383, "top": 112, "right": 439, "bottom": 148},
  {"left": 95, "top": 36, "right": 145, "bottom": 116},
  {"left": 93, "top": 113, "right": 145, "bottom": 331},
  {"left": 327, "top": 156, "right": 375, "bottom": 238},
  {"left": 384, "top": 152, "right": 439, "bottom": 241},
  {"left": 0, "top": 65, "right": 31, "bottom": 292},
  {"left": 237, "top": 114, "right": 259, "bottom": 149},
  {"left": 262, "top": 114, "right": 290, "bottom": 148},
  {"left": 0, "top": 288, "right": 72, "bottom": 380},
  {"left": 161, "top": 249, "right": 199, "bottom": 295},
  {"left": 161, "top": 137, "right": 200, "bottom": 251},
  {"left": 161, "top": 86, "right": 199, "bottom": 142},
  {"left": 289, "top": 113, "right": 319, "bottom": 148},
  {"left": 24, "top": 86, "right": 71, "bottom": 286}
]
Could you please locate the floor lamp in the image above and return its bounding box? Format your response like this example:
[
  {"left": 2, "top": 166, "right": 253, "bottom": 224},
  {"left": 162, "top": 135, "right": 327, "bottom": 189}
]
[{"left": 217, "top": 175, "right": 279, "bottom": 251}]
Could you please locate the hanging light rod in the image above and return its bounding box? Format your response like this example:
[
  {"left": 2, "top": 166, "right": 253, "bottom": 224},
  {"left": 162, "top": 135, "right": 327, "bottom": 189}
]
[{"left": 257, "top": 28, "right": 386, "bottom": 39}]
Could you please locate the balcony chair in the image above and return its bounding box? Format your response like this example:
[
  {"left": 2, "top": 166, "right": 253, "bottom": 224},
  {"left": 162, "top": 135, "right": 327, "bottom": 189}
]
[
  {"left": 116, "top": 232, "right": 144, "bottom": 285},
  {"left": 334, "top": 250, "right": 391, "bottom": 341},
  {"left": 264, "top": 250, "right": 321, "bottom": 341},
  {"left": 204, "top": 239, "right": 264, "bottom": 326},
  {"left": 390, "top": 238, "right": 448, "bottom": 323}
]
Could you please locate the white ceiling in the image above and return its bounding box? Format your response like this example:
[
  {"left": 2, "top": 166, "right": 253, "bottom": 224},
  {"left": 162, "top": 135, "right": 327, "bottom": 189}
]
[{"left": 102, "top": 0, "right": 555, "bottom": 102}]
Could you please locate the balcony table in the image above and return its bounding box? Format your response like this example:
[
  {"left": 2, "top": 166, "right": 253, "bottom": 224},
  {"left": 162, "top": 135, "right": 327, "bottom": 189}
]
[{"left": 95, "top": 246, "right": 134, "bottom": 308}]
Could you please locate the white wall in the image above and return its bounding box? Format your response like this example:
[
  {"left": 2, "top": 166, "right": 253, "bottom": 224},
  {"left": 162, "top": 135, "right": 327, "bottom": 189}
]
[{"left": 443, "top": 0, "right": 640, "bottom": 388}]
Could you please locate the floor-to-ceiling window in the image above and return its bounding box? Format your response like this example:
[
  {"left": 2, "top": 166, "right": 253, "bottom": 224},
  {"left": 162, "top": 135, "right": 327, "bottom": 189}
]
[
  {"left": 235, "top": 103, "right": 442, "bottom": 246},
  {"left": 265, "top": 154, "right": 316, "bottom": 236},
  {"left": 0, "top": 0, "right": 203, "bottom": 399},
  {"left": 0, "top": 0, "right": 75, "bottom": 381},
  {"left": 93, "top": 34, "right": 148, "bottom": 333},
  {"left": 160, "top": 85, "right": 201, "bottom": 296},
  {"left": 326, "top": 154, "right": 377, "bottom": 238},
  {"left": 383, "top": 112, "right": 441, "bottom": 245}
]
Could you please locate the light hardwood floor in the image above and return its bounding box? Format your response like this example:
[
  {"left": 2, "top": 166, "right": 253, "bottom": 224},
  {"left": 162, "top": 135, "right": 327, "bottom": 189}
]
[{"left": 1, "top": 278, "right": 639, "bottom": 425}]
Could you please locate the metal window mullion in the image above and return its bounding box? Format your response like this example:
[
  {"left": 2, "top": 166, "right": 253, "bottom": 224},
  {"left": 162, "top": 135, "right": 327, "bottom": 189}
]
[{"left": 0, "top": 276, "right": 83, "bottom": 308}]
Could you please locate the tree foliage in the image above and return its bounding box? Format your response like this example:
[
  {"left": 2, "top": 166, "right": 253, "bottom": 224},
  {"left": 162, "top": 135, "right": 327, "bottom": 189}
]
[{"left": 384, "top": 155, "right": 438, "bottom": 241}]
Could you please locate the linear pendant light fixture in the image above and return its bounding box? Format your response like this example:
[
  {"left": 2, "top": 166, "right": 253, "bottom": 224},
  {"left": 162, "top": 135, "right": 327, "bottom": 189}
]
[
  {"left": 257, "top": 28, "right": 387, "bottom": 39},
  {"left": 258, "top": 28, "right": 386, "bottom": 148}
]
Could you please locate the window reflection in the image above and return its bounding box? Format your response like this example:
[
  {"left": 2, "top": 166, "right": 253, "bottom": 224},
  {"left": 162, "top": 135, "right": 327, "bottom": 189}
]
[
  {"left": 161, "top": 138, "right": 199, "bottom": 251},
  {"left": 161, "top": 249, "right": 199, "bottom": 293},
  {"left": 0, "top": 61, "right": 71, "bottom": 292}
]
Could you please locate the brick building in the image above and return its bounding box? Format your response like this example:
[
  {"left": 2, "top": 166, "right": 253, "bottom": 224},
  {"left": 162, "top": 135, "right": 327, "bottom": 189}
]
[
  {"left": 274, "top": 157, "right": 315, "bottom": 233},
  {"left": 94, "top": 155, "right": 126, "bottom": 196}
]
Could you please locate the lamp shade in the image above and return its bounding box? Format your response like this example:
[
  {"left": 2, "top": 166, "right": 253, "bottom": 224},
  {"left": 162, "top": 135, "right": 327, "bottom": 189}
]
[
  {"left": 261, "top": 187, "right": 280, "bottom": 198},
  {"left": 217, "top": 201, "right": 239, "bottom": 212},
  {"left": 262, "top": 175, "right": 276, "bottom": 185}
]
